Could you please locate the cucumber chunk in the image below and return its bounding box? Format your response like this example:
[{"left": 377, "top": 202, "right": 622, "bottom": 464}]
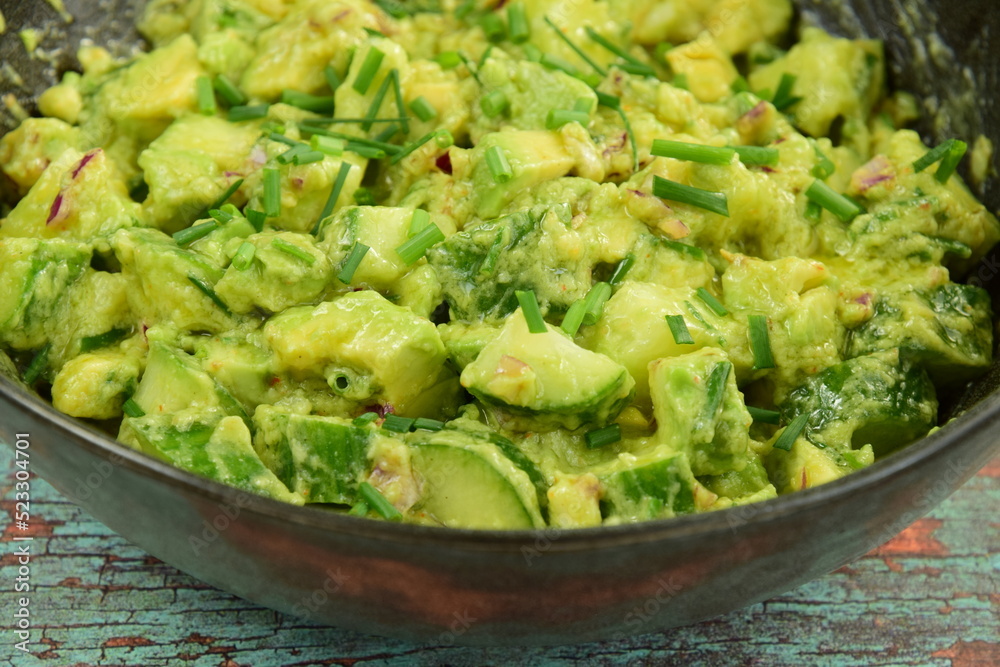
[{"left": 599, "top": 449, "right": 699, "bottom": 523}]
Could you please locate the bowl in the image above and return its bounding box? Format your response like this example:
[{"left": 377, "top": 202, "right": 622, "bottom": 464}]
[{"left": 1, "top": 0, "right": 998, "bottom": 646}]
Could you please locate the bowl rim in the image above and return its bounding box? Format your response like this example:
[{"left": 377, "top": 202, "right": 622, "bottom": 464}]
[{"left": 4, "top": 373, "right": 999, "bottom": 551}]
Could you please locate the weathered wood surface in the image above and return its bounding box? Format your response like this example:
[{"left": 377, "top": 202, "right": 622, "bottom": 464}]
[{"left": 1, "top": 445, "right": 997, "bottom": 666}]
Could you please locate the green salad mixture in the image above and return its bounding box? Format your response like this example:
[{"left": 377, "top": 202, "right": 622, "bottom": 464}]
[{"left": 1, "top": 0, "right": 997, "bottom": 529}]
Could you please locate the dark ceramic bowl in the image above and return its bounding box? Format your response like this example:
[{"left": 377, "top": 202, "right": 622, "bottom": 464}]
[{"left": 1, "top": 0, "right": 998, "bottom": 646}]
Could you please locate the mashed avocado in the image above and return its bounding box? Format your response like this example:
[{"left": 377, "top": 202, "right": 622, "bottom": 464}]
[{"left": 1, "top": 0, "right": 997, "bottom": 529}]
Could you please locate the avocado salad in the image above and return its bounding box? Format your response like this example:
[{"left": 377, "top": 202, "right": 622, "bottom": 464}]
[{"left": 1, "top": 0, "right": 997, "bottom": 529}]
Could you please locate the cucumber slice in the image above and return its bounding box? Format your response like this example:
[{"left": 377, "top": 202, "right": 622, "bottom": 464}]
[
  {"left": 252, "top": 406, "right": 371, "bottom": 505},
  {"left": 409, "top": 442, "right": 543, "bottom": 529}
]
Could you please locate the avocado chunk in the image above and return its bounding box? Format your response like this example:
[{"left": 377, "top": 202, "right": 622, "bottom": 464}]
[
  {"left": 427, "top": 206, "right": 591, "bottom": 321},
  {"left": 125, "top": 413, "right": 300, "bottom": 504},
  {"left": 132, "top": 340, "right": 248, "bottom": 422},
  {"left": 848, "top": 283, "right": 993, "bottom": 385},
  {"left": 264, "top": 290, "right": 460, "bottom": 417},
  {"left": 780, "top": 349, "right": 938, "bottom": 457},
  {"left": 460, "top": 310, "right": 634, "bottom": 430},
  {"left": 0, "top": 237, "right": 90, "bottom": 351},
  {"left": 215, "top": 231, "right": 333, "bottom": 314},
  {"left": 252, "top": 406, "right": 372, "bottom": 505},
  {"left": 1, "top": 148, "right": 140, "bottom": 242},
  {"left": 765, "top": 435, "right": 874, "bottom": 494},
  {"left": 112, "top": 227, "right": 239, "bottom": 334},
  {"left": 0, "top": 117, "right": 83, "bottom": 197},
  {"left": 51, "top": 349, "right": 142, "bottom": 419},
  {"left": 598, "top": 448, "right": 699, "bottom": 523},
  {"left": 468, "top": 130, "right": 575, "bottom": 218},
  {"left": 407, "top": 428, "right": 545, "bottom": 529},
  {"left": 318, "top": 206, "right": 416, "bottom": 291},
  {"left": 649, "top": 349, "right": 752, "bottom": 476}
]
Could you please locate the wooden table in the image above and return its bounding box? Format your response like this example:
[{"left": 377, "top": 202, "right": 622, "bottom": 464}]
[{"left": 2, "top": 445, "right": 997, "bottom": 666}]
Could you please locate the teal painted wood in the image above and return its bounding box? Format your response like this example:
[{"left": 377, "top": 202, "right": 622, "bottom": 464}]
[{"left": 2, "top": 445, "right": 997, "bottom": 667}]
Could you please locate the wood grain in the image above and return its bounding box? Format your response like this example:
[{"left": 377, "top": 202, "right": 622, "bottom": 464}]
[{"left": 2, "top": 445, "right": 997, "bottom": 666}]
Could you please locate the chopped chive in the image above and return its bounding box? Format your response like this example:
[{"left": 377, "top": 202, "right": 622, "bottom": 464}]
[
  {"left": 353, "top": 187, "right": 377, "bottom": 205},
  {"left": 409, "top": 209, "right": 431, "bottom": 237},
  {"left": 353, "top": 48, "right": 386, "bottom": 94},
  {"left": 546, "top": 108, "right": 590, "bottom": 130},
  {"left": 281, "top": 89, "right": 335, "bottom": 113},
  {"left": 485, "top": 145, "right": 513, "bottom": 183},
  {"left": 582, "top": 282, "right": 612, "bottom": 325},
  {"left": 213, "top": 74, "right": 247, "bottom": 107},
  {"left": 187, "top": 275, "right": 232, "bottom": 316},
  {"left": 196, "top": 76, "right": 217, "bottom": 115},
  {"left": 772, "top": 73, "right": 802, "bottom": 111},
  {"left": 413, "top": 417, "right": 445, "bottom": 432},
  {"left": 733, "top": 146, "right": 779, "bottom": 167},
  {"left": 79, "top": 327, "right": 130, "bottom": 353},
  {"left": 841, "top": 451, "right": 865, "bottom": 470},
  {"left": 173, "top": 220, "right": 218, "bottom": 246},
  {"left": 609, "top": 254, "right": 635, "bottom": 286},
  {"left": 246, "top": 209, "right": 266, "bottom": 232},
  {"left": 389, "top": 129, "right": 445, "bottom": 164},
  {"left": 272, "top": 238, "right": 317, "bottom": 265},
  {"left": 387, "top": 71, "right": 409, "bottom": 134},
  {"left": 435, "top": 50, "right": 462, "bottom": 69},
  {"left": 574, "top": 97, "right": 596, "bottom": 114},
  {"left": 696, "top": 287, "right": 728, "bottom": 317},
  {"left": 666, "top": 314, "right": 694, "bottom": 345},
  {"left": 516, "top": 289, "right": 547, "bottom": 333},
  {"left": 373, "top": 123, "right": 400, "bottom": 143},
  {"left": 347, "top": 143, "right": 387, "bottom": 159},
  {"left": 269, "top": 132, "right": 302, "bottom": 148},
  {"left": 653, "top": 176, "right": 729, "bottom": 217},
  {"left": 615, "top": 106, "right": 639, "bottom": 171},
  {"left": 209, "top": 178, "right": 244, "bottom": 210},
  {"left": 231, "top": 242, "right": 256, "bottom": 270},
  {"left": 363, "top": 27, "right": 386, "bottom": 38},
  {"left": 561, "top": 299, "right": 588, "bottom": 336},
  {"left": 262, "top": 167, "right": 281, "bottom": 218},
  {"left": 615, "top": 61, "right": 657, "bottom": 77},
  {"left": 804, "top": 199, "right": 823, "bottom": 223},
  {"left": 480, "top": 89, "right": 509, "bottom": 118},
  {"left": 652, "top": 139, "right": 735, "bottom": 165},
  {"left": 934, "top": 139, "right": 967, "bottom": 183},
  {"left": 684, "top": 300, "right": 715, "bottom": 331},
  {"left": 348, "top": 501, "right": 369, "bottom": 517},
  {"left": 324, "top": 65, "right": 342, "bottom": 91},
  {"left": 584, "top": 27, "right": 648, "bottom": 71},
  {"left": 507, "top": 3, "right": 530, "bottom": 43},
  {"left": 479, "top": 229, "right": 505, "bottom": 275},
  {"left": 585, "top": 424, "right": 621, "bottom": 449},
  {"left": 702, "top": 362, "right": 732, "bottom": 424},
  {"left": 358, "top": 482, "right": 402, "bottom": 520},
  {"left": 338, "top": 242, "right": 370, "bottom": 284},
  {"left": 913, "top": 139, "right": 957, "bottom": 173},
  {"left": 262, "top": 121, "right": 286, "bottom": 134},
  {"left": 480, "top": 12, "right": 506, "bottom": 42},
  {"left": 773, "top": 413, "right": 809, "bottom": 451},
  {"left": 396, "top": 222, "right": 445, "bottom": 265},
  {"left": 811, "top": 145, "right": 836, "bottom": 179},
  {"left": 353, "top": 411, "right": 379, "bottom": 427},
  {"left": 22, "top": 344, "right": 50, "bottom": 385},
  {"left": 805, "top": 179, "right": 863, "bottom": 223},
  {"left": 522, "top": 43, "right": 543, "bottom": 62},
  {"left": 747, "top": 406, "right": 781, "bottom": 425},
  {"left": 122, "top": 397, "right": 145, "bottom": 418},
  {"left": 596, "top": 91, "right": 620, "bottom": 108},
  {"left": 748, "top": 314, "right": 775, "bottom": 370},
  {"left": 409, "top": 96, "right": 438, "bottom": 122},
  {"left": 672, "top": 73, "right": 689, "bottom": 91},
  {"left": 362, "top": 71, "right": 395, "bottom": 131},
  {"left": 300, "top": 117, "right": 409, "bottom": 126},
  {"left": 540, "top": 53, "right": 580, "bottom": 77},
  {"left": 661, "top": 239, "right": 707, "bottom": 260},
  {"left": 311, "top": 135, "right": 345, "bottom": 156},
  {"left": 276, "top": 144, "right": 310, "bottom": 165},
  {"left": 208, "top": 208, "right": 233, "bottom": 224},
  {"left": 544, "top": 16, "right": 606, "bottom": 76},
  {"left": 312, "top": 161, "right": 353, "bottom": 236},
  {"left": 382, "top": 414, "right": 415, "bottom": 433},
  {"left": 434, "top": 130, "right": 454, "bottom": 148}
]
